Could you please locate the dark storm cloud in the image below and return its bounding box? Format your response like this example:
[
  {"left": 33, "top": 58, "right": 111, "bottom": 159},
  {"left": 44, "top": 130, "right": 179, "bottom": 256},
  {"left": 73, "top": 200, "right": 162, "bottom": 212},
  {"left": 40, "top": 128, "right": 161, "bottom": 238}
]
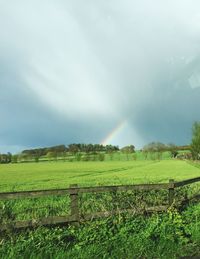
[
  {"left": 0, "top": 59, "right": 114, "bottom": 152},
  {"left": 1, "top": 0, "right": 200, "bottom": 152},
  {"left": 128, "top": 57, "right": 200, "bottom": 145},
  {"left": 0, "top": 75, "right": 113, "bottom": 152}
]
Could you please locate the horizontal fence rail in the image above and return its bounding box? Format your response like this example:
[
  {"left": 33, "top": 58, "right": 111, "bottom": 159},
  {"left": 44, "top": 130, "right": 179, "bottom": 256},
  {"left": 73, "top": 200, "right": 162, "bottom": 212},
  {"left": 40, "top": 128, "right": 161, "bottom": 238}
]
[
  {"left": 0, "top": 183, "right": 170, "bottom": 200},
  {"left": 175, "top": 176, "right": 200, "bottom": 188},
  {"left": 0, "top": 206, "right": 169, "bottom": 231},
  {"left": 0, "top": 176, "right": 200, "bottom": 231}
]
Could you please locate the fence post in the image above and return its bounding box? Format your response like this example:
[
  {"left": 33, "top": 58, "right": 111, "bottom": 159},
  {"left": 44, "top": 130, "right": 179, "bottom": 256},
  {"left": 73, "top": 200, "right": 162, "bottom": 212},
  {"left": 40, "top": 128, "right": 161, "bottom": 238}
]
[
  {"left": 168, "top": 179, "right": 175, "bottom": 206},
  {"left": 69, "top": 184, "right": 79, "bottom": 226}
]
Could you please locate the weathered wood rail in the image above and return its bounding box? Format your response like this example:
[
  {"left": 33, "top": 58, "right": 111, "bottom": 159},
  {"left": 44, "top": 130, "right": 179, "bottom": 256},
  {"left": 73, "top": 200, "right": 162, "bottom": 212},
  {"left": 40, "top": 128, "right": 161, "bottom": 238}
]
[{"left": 0, "top": 177, "right": 200, "bottom": 231}]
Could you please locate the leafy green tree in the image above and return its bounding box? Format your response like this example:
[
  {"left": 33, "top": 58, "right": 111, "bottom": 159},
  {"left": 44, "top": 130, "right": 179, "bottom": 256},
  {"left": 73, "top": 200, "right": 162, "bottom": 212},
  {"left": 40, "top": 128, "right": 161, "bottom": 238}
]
[
  {"left": 18, "top": 153, "right": 29, "bottom": 162},
  {"left": 143, "top": 142, "right": 166, "bottom": 160},
  {"left": 121, "top": 145, "right": 135, "bottom": 160},
  {"left": 68, "top": 144, "right": 79, "bottom": 155},
  {"left": 121, "top": 145, "right": 135, "bottom": 153},
  {"left": 191, "top": 121, "right": 200, "bottom": 160},
  {"left": 0, "top": 153, "right": 12, "bottom": 164}
]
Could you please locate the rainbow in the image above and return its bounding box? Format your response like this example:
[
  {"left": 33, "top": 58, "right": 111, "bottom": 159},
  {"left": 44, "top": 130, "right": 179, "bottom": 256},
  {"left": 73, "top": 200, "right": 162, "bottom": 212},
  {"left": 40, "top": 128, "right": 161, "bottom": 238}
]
[{"left": 101, "top": 120, "right": 127, "bottom": 146}]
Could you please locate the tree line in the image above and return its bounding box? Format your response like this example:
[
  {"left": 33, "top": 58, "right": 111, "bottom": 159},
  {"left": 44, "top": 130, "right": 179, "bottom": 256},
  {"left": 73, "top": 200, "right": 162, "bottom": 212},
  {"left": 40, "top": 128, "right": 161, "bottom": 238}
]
[
  {"left": 21, "top": 144, "right": 119, "bottom": 156},
  {"left": 0, "top": 144, "right": 136, "bottom": 163},
  {"left": 1, "top": 121, "right": 200, "bottom": 164}
]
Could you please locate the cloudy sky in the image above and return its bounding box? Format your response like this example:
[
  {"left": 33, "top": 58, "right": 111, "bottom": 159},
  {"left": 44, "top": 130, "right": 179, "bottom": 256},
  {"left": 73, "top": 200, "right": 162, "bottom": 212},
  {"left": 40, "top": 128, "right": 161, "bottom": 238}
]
[{"left": 1, "top": 0, "right": 200, "bottom": 153}]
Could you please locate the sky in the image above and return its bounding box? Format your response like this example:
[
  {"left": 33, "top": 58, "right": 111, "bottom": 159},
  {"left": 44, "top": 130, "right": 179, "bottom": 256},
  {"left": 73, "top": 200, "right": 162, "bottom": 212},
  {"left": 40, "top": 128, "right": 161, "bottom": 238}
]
[{"left": 1, "top": 0, "right": 200, "bottom": 153}]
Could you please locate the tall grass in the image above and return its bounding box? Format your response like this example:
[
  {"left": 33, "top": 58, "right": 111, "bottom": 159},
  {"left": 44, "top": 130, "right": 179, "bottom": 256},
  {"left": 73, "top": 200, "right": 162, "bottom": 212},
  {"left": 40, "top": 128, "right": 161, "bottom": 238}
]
[{"left": 0, "top": 204, "right": 200, "bottom": 258}]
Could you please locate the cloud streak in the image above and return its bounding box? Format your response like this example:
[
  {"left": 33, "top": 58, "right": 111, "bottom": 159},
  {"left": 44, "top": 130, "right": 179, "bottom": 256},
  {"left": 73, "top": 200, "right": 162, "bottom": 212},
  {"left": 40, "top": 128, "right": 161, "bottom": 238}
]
[{"left": 1, "top": 0, "right": 200, "bottom": 152}]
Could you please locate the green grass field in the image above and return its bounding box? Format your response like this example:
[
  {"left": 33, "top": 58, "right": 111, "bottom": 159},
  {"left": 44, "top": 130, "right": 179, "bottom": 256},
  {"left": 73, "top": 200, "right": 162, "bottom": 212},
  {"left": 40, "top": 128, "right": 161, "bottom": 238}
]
[
  {"left": 1, "top": 159, "right": 200, "bottom": 258},
  {"left": 0, "top": 160, "right": 200, "bottom": 192}
]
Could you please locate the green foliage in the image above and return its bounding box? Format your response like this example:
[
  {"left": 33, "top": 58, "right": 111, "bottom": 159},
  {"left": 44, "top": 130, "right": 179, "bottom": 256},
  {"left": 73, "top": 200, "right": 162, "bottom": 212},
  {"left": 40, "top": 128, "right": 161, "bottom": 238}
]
[
  {"left": 191, "top": 121, "right": 200, "bottom": 160},
  {"left": 0, "top": 206, "right": 200, "bottom": 258},
  {"left": 98, "top": 153, "right": 105, "bottom": 161},
  {"left": 46, "top": 151, "right": 55, "bottom": 161},
  {"left": 0, "top": 153, "right": 12, "bottom": 164},
  {"left": 142, "top": 142, "right": 168, "bottom": 160},
  {"left": 121, "top": 145, "right": 135, "bottom": 153},
  {"left": 168, "top": 143, "right": 178, "bottom": 158},
  {"left": 132, "top": 153, "right": 137, "bottom": 160},
  {"left": 75, "top": 152, "right": 82, "bottom": 161},
  {"left": 11, "top": 154, "right": 18, "bottom": 163}
]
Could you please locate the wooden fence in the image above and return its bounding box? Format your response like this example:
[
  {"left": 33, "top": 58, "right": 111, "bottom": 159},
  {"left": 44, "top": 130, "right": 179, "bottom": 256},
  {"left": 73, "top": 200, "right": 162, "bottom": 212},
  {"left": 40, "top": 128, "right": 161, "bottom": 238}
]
[{"left": 0, "top": 177, "right": 200, "bottom": 231}]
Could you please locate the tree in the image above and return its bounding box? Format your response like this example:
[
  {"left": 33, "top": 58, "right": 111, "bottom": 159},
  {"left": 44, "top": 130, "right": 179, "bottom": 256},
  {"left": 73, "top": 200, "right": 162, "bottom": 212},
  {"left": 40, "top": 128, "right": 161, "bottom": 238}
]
[
  {"left": 121, "top": 145, "right": 135, "bottom": 153},
  {"left": 143, "top": 142, "right": 166, "bottom": 160},
  {"left": 12, "top": 154, "right": 18, "bottom": 163},
  {"left": 46, "top": 151, "right": 57, "bottom": 161},
  {"left": 121, "top": 145, "right": 135, "bottom": 160},
  {"left": 167, "top": 143, "right": 178, "bottom": 158},
  {"left": 46, "top": 151, "right": 54, "bottom": 161},
  {"left": 68, "top": 144, "right": 79, "bottom": 155},
  {"left": 0, "top": 153, "right": 12, "bottom": 164},
  {"left": 191, "top": 121, "right": 200, "bottom": 160}
]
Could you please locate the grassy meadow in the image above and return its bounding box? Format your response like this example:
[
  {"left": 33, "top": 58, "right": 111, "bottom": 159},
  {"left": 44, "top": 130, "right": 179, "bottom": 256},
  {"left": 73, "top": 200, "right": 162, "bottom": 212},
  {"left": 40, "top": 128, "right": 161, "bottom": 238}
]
[
  {"left": 0, "top": 158, "right": 200, "bottom": 258},
  {"left": 0, "top": 159, "right": 200, "bottom": 192}
]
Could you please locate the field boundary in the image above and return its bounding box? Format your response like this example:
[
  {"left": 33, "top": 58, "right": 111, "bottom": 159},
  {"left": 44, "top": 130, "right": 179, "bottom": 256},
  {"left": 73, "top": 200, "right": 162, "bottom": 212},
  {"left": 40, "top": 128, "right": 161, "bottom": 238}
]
[{"left": 0, "top": 177, "right": 200, "bottom": 231}]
